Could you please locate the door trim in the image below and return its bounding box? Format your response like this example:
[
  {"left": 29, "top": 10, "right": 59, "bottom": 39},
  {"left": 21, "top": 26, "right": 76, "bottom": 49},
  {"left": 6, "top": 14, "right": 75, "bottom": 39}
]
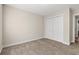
[{"left": 72, "top": 13, "right": 79, "bottom": 43}]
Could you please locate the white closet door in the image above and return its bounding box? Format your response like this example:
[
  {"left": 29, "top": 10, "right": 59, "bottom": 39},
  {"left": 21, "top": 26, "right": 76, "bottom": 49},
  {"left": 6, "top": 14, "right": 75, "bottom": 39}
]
[
  {"left": 56, "top": 16, "right": 63, "bottom": 42},
  {"left": 45, "top": 15, "right": 64, "bottom": 43}
]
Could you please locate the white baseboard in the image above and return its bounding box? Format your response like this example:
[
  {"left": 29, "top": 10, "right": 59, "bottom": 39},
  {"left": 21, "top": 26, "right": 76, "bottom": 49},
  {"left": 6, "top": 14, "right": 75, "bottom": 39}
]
[
  {"left": 3, "top": 36, "right": 70, "bottom": 48},
  {"left": 44, "top": 37, "right": 70, "bottom": 45},
  {"left": 62, "top": 41, "right": 70, "bottom": 45},
  {"left": 3, "top": 37, "right": 43, "bottom": 48}
]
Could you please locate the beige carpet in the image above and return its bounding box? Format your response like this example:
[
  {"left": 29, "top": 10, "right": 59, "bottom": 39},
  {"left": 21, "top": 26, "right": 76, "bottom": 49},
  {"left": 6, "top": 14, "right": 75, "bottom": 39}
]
[{"left": 1, "top": 38, "right": 79, "bottom": 55}]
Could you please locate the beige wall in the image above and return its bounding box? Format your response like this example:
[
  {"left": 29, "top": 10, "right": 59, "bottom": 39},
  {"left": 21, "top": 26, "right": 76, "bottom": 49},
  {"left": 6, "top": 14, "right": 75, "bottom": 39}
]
[
  {"left": 69, "top": 9, "right": 73, "bottom": 43},
  {"left": 63, "top": 8, "right": 71, "bottom": 45},
  {"left": 3, "top": 5, "right": 44, "bottom": 47},
  {"left": 0, "top": 5, "right": 2, "bottom": 52}
]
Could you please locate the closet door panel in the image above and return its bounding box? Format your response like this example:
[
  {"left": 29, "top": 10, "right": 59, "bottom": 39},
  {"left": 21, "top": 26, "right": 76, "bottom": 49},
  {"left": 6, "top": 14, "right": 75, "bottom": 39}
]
[{"left": 45, "top": 15, "right": 64, "bottom": 43}]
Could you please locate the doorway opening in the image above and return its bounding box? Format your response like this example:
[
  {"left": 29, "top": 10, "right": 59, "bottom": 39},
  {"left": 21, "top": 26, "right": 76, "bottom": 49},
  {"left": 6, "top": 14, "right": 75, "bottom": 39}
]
[{"left": 74, "top": 15, "right": 79, "bottom": 43}]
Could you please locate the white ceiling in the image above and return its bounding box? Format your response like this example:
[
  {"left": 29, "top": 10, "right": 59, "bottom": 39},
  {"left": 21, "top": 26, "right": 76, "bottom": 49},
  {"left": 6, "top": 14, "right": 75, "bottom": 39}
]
[{"left": 7, "top": 4, "right": 79, "bottom": 16}]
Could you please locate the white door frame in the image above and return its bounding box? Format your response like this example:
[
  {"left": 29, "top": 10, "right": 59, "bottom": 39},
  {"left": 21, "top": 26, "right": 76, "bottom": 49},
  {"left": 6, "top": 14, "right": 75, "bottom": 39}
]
[{"left": 72, "top": 13, "right": 79, "bottom": 43}]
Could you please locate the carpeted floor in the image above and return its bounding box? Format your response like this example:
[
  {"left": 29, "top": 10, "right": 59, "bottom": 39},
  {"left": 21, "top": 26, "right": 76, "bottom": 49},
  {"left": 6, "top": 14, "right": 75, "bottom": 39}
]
[{"left": 1, "top": 38, "right": 79, "bottom": 55}]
